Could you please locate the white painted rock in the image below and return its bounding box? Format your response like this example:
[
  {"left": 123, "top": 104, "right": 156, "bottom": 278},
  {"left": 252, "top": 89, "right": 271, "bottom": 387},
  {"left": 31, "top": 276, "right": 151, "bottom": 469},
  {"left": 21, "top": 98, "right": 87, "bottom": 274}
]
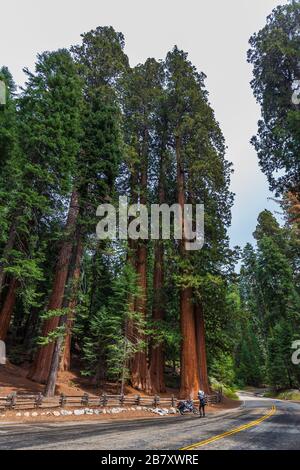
[
  {"left": 31, "top": 412, "right": 38, "bottom": 417},
  {"left": 111, "top": 408, "right": 120, "bottom": 414},
  {"left": 151, "top": 408, "right": 168, "bottom": 415},
  {"left": 16, "top": 412, "right": 22, "bottom": 417},
  {"left": 74, "top": 409, "right": 84, "bottom": 416},
  {"left": 84, "top": 408, "right": 93, "bottom": 415},
  {"left": 24, "top": 412, "right": 30, "bottom": 417},
  {"left": 61, "top": 409, "right": 72, "bottom": 416},
  {"left": 53, "top": 411, "right": 61, "bottom": 417}
]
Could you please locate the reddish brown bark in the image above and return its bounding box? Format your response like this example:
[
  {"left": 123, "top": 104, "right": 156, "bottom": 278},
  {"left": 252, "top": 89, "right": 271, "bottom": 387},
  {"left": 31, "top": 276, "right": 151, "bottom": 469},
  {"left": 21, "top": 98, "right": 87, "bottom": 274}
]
[
  {"left": 176, "top": 135, "right": 201, "bottom": 399},
  {"left": 179, "top": 288, "right": 200, "bottom": 398},
  {"left": 27, "top": 189, "right": 80, "bottom": 383},
  {"left": 194, "top": 303, "right": 210, "bottom": 394},
  {"left": 130, "top": 132, "right": 149, "bottom": 391},
  {"left": 0, "top": 278, "right": 18, "bottom": 341},
  {"left": 60, "top": 238, "right": 83, "bottom": 371},
  {"left": 45, "top": 231, "right": 83, "bottom": 396},
  {"left": 148, "top": 240, "right": 166, "bottom": 393},
  {"left": 148, "top": 142, "right": 166, "bottom": 393},
  {"left": 59, "top": 319, "right": 72, "bottom": 372}
]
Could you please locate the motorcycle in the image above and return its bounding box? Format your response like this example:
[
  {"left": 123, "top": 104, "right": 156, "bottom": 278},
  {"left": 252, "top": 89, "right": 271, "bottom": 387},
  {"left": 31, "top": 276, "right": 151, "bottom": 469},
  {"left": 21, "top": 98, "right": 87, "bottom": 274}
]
[{"left": 177, "top": 399, "right": 199, "bottom": 415}]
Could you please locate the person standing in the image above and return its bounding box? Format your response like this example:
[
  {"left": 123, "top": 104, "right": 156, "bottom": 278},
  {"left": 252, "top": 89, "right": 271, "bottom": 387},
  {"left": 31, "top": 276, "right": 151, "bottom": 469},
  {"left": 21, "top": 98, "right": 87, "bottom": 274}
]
[{"left": 198, "top": 390, "right": 207, "bottom": 417}]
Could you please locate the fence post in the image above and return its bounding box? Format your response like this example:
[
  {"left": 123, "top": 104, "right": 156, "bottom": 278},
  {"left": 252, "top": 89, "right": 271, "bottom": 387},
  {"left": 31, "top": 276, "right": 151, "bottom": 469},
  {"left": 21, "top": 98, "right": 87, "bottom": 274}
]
[
  {"left": 100, "top": 393, "right": 107, "bottom": 407},
  {"left": 81, "top": 393, "right": 89, "bottom": 406},
  {"left": 35, "top": 392, "right": 43, "bottom": 408},
  {"left": 7, "top": 392, "right": 16, "bottom": 410},
  {"left": 153, "top": 395, "right": 160, "bottom": 407},
  {"left": 59, "top": 393, "right": 67, "bottom": 407},
  {"left": 119, "top": 394, "right": 125, "bottom": 407},
  {"left": 135, "top": 394, "right": 140, "bottom": 406},
  {"left": 171, "top": 395, "right": 176, "bottom": 407}
]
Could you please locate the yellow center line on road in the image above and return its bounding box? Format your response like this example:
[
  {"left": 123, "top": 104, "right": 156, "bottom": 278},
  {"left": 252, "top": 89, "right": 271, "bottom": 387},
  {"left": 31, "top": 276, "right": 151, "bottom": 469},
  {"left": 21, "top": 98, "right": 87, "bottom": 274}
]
[{"left": 180, "top": 404, "right": 276, "bottom": 450}]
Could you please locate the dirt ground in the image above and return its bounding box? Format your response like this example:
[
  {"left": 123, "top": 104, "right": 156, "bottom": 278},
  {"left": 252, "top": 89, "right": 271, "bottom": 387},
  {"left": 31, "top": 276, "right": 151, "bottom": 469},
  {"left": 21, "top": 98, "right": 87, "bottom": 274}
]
[
  {"left": 0, "top": 361, "right": 175, "bottom": 396},
  {"left": 0, "top": 362, "right": 241, "bottom": 424}
]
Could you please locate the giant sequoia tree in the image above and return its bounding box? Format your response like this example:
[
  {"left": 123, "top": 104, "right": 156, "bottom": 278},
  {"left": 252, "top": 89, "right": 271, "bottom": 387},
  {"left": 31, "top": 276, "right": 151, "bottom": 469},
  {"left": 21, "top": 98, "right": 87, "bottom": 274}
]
[
  {"left": 0, "top": 27, "right": 234, "bottom": 397},
  {"left": 41, "top": 28, "right": 128, "bottom": 392},
  {"left": 164, "top": 47, "right": 233, "bottom": 397},
  {"left": 121, "top": 58, "right": 164, "bottom": 391}
]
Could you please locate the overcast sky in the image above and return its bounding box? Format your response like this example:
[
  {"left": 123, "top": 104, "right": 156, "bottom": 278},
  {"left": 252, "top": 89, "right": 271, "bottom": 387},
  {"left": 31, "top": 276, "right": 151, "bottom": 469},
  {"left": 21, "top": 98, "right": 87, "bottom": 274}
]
[{"left": 0, "top": 0, "right": 288, "bottom": 249}]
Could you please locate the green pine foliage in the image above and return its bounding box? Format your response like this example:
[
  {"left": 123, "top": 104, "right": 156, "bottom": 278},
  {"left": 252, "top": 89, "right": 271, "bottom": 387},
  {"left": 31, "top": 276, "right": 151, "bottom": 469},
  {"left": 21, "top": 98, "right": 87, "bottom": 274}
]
[
  {"left": 79, "top": 260, "right": 143, "bottom": 385},
  {"left": 235, "top": 210, "right": 300, "bottom": 389},
  {"left": 248, "top": 2, "right": 300, "bottom": 195},
  {"left": 1, "top": 7, "right": 299, "bottom": 395}
]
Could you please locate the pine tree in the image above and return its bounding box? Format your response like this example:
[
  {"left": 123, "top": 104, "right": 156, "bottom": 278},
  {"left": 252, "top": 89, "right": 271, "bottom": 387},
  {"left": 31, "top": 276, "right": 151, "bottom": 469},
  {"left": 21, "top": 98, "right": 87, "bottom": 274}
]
[
  {"left": 238, "top": 210, "right": 300, "bottom": 388},
  {"left": 120, "top": 58, "right": 164, "bottom": 391},
  {"left": 21, "top": 49, "right": 83, "bottom": 383},
  {"left": 248, "top": 2, "right": 300, "bottom": 196},
  {"left": 0, "top": 67, "right": 21, "bottom": 298},
  {"left": 164, "top": 47, "right": 233, "bottom": 397}
]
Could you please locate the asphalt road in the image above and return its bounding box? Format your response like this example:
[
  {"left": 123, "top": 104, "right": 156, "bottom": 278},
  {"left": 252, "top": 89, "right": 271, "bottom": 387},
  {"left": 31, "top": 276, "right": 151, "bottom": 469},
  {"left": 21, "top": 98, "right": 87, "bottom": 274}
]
[{"left": 0, "top": 392, "right": 300, "bottom": 450}]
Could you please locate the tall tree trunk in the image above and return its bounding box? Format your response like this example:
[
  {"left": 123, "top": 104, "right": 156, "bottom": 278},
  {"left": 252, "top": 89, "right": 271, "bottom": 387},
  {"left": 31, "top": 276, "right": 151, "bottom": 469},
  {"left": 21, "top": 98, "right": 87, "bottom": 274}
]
[
  {"left": 148, "top": 141, "right": 166, "bottom": 393},
  {"left": 0, "top": 278, "right": 18, "bottom": 341},
  {"left": 124, "top": 166, "right": 138, "bottom": 389},
  {"left": 131, "top": 240, "right": 148, "bottom": 390},
  {"left": 45, "top": 228, "right": 82, "bottom": 396},
  {"left": 126, "top": 236, "right": 136, "bottom": 379},
  {"left": 22, "top": 307, "right": 40, "bottom": 351},
  {"left": 28, "top": 189, "right": 79, "bottom": 383},
  {"left": 130, "top": 131, "right": 149, "bottom": 391},
  {"left": 0, "top": 222, "right": 17, "bottom": 297},
  {"left": 59, "top": 237, "right": 83, "bottom": 371},
  {"left": 176, "top": 135, "right": 200, "bottom": 398},
  {"left": 44, "top": 327, "right": 63, "bottom": 397},
  {"left": 179, "top": 287, "right": 200, "bottom": 398},
  {"left": 194, "top": 303, "right": 210, "bottom": 393},
  {"left": 148, "top": 239, "right": 166, "bottom": 393}
]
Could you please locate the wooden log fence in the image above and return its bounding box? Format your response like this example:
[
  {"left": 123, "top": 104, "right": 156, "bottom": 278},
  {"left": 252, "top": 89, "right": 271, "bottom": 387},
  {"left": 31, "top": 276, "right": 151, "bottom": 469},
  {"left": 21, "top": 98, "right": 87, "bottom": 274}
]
[{"left": 0, "top": 390, "right": 222, "bottom": 411}]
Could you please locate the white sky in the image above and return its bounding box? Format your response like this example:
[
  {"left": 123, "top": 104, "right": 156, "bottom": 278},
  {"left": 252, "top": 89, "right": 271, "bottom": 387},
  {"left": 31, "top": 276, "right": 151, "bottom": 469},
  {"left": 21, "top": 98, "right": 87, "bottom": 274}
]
[{"left": 0, "top": 0, "right": 288, "bottom": 249}]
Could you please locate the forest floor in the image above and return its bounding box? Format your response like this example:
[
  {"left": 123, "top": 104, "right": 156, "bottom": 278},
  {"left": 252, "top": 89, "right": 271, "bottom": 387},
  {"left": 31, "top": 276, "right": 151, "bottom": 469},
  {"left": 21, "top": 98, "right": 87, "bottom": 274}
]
[
  {"left": 0, "top": 361, "right": 157, "bottom": 396},
  {"left": 0, "top": 362, "right": 240, "bottom": 423}
]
